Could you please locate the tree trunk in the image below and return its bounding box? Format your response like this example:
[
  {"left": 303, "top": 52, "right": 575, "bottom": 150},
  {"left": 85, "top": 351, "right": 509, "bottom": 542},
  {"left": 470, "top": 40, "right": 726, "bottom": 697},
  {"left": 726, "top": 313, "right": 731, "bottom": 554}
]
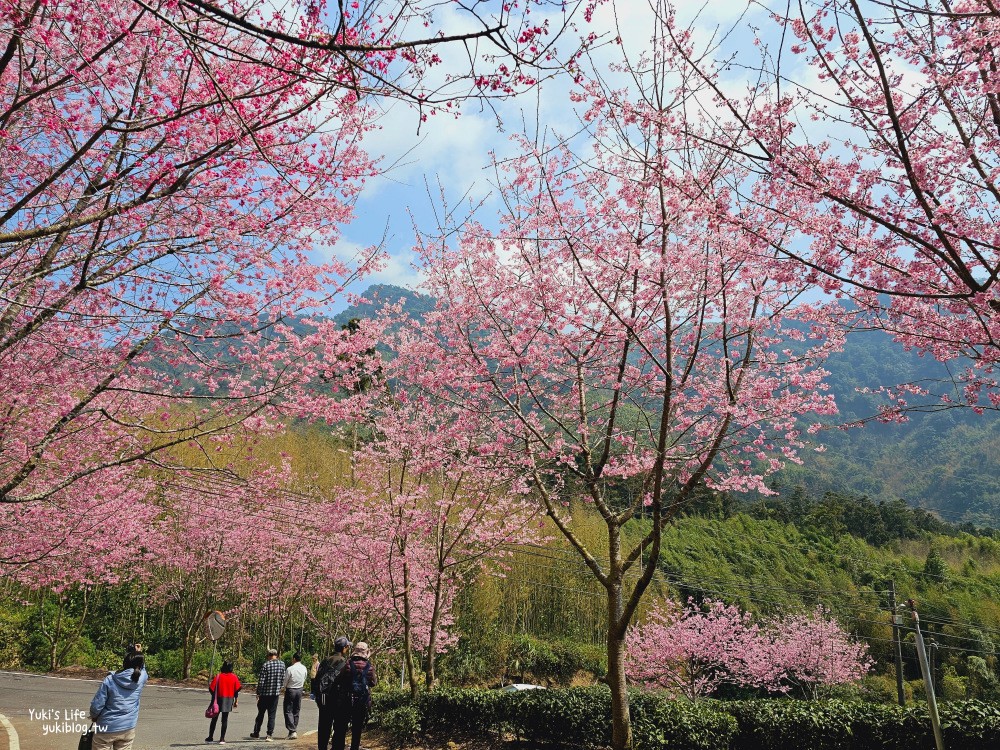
[
  {"left": 46, "top": 595, "right": 66, "bottom": 672},
  {"left": 401, "top": 560, "right": 420, "bottom": 699},
  {"left": 424, "top": 574, "right": 444, "bottom": 690},
  {"left": 57, "top": 587, "right": 90, "bottom": 668},
  {"left": 182, "top": 626, "right": 195, "bottom": 679},
  {"left": 606, "top": 584, "right": 632, "bottom": 750}
]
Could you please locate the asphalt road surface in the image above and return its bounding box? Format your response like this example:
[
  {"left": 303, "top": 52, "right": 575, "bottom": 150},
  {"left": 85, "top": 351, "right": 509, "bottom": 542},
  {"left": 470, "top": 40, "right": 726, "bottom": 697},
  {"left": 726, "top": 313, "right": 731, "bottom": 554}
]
[{"left": 0, "top": 672, "right": 321, "bottom": 750}]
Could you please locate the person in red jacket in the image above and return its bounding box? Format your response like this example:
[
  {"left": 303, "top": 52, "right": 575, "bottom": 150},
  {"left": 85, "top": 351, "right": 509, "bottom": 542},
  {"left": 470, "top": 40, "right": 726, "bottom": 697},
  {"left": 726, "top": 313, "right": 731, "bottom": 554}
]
[{"left": 206, "top": 662, "right": 241, "bottom": 744}]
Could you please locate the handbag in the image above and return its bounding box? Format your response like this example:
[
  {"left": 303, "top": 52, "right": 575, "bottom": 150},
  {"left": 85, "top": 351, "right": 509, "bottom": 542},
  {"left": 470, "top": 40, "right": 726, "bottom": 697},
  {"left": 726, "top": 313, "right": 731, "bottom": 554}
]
[
  {"left": 205, "top": 679, "right": 221, "bottom": 719},
  {"left": 78, "top": 723, "right": 95, "bottom": 750}
]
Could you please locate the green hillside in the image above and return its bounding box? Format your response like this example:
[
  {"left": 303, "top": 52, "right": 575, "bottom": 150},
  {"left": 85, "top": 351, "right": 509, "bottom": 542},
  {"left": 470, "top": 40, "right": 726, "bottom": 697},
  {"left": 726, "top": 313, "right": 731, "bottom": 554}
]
[
  {"left": 443, "top": 494, "right": 1000, "bottom": 699},
  {"left": 146, "top": 282, "right": 1000, "bottom": 525}
]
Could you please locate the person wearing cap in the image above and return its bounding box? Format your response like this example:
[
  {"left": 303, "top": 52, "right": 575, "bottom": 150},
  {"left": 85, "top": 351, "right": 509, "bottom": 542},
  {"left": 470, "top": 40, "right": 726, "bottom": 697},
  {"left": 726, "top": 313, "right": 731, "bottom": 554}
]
[
  {"left": 315, "top": 637, "right": 352, "bottom": 750},
  {"left": 250, "top": 648, "right": 286, "bottom": 742},
  {"left": 344, "top": 642, "right": 377, "bottom": 750}
]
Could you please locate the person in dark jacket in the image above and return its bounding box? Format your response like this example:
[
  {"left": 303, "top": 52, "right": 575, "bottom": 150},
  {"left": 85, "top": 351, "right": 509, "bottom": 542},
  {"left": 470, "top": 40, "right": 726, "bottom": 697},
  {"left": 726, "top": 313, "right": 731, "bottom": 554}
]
[
  {"left": 344, "top": 642, "right": 377, "bottom": 750},
  {"left": 90, "top": 652, "right": 148, "bottom": 750},
  {"left": 315, "top": 637, "right": 351, "bottom": 750},
  {"left": 206, "top": 661, "right": 241, "bottom": 744}
]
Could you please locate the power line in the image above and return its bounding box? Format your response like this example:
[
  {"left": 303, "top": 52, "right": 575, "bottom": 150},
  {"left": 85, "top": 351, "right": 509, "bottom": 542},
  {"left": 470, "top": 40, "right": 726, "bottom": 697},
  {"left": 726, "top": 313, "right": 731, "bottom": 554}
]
[
  {"left": 504, "top": 542, "right": 1000, "bottom": 647},
  {"left": 163, "top": 476, "right": 1000, "bottom": 648},
  {"left": 491, "top": 553, "right": 1000, "bottom": 658}
]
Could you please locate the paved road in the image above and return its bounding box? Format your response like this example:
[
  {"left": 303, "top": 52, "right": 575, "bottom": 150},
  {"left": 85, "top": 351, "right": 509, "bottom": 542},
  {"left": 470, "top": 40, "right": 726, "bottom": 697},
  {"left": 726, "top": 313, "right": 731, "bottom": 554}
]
[{"left": 0, "top": 672, "right": 321, "bottom": 750}]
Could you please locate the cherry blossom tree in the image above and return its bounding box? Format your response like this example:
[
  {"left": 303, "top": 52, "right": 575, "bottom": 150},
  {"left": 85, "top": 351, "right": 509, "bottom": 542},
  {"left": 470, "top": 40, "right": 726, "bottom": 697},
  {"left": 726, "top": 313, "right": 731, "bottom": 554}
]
[
  {"left": 0, "top": 0, "right": 594, "bottom": 526},
  {"left": 627, "top": 599, "right": 872, "bottom": 700},
  {"left": 0, "top": 0, "right": 396, "bottom": 517},
  {"left": 771, "top": 605, "right": 873, "bottom": 698},
  {"left": 627, "top": 598, "right": 783, "bottom": 700},
  {"left": 361, "top": 391, "right": 544, "bottom": 692},
  {"left": 0, "top": 468, "right": 159, "bottom": 670},
  {"left": 138, "top": 465, "right": 324, "bottom": 676},
  {"left": 665, "top": 0, "right": 1000, "bottom": 410},
  {"left": 401, "top": 58, "right": 844, "bottom": 746},
  {"left": 127, "top": 0, "right": 596, "bottom": 112}
]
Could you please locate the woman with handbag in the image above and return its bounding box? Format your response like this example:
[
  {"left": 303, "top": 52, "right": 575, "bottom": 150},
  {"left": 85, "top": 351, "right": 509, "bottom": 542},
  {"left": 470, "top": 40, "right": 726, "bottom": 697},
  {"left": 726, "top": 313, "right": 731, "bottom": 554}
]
[
  {"left": 89, "top": 652, "right": 148, "bottom": 750},
  {"left": 206, "top": 661, "right": 241, "bottom": 744}
]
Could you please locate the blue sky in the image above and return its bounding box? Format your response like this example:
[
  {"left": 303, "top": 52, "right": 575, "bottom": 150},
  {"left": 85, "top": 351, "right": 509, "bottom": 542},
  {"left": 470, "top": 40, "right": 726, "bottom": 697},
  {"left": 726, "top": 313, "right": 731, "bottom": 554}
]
[{"left": 325, "top": 0, "right": 789, "bottom": 298}]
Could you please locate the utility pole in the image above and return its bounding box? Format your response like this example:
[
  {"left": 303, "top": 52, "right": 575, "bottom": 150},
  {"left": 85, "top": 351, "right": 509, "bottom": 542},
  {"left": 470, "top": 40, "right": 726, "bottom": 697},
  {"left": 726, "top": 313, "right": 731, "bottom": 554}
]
[
  {"left": 888, "top": 580, "right": 906, "bottom": 706},
  {"left": 908, "top": 599, "right": 945, "bottom": 750},
  {"left": 929, "top": 637, "right": 939, "bottom": 692}
]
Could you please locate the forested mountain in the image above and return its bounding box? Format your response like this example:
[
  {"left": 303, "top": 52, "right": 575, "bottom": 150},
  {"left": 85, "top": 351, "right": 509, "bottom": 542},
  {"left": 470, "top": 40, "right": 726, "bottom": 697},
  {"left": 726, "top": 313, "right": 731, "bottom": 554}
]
[
  {"left": 333, "top": 283, "right": 435, "bottom": 325},
  {"left": 778, "top": 329, "right": 1000, "bottom": 527},
  {"left": 343, "top": 286, "right": 1000, "bottom": 526}
]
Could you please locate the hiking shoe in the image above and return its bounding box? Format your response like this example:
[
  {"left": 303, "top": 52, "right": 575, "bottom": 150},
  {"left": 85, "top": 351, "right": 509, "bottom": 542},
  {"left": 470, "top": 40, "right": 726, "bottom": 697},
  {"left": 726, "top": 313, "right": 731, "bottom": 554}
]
[
  {"left": 205, "top": 739, "right": 214, "bottom": 744},
  {"left": 289, "top": 732, "right": 298, "bottom": 739},
  {"left": 249, "top": 734, "right": 260, "bottom": 739},
  {"left": 264, "top": 737, "right": 273, "bottom": 743}
]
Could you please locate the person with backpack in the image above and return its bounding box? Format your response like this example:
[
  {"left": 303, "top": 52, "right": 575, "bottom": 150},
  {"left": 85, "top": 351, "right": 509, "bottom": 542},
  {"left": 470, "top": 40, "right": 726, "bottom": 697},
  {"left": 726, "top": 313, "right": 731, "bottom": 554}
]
[
  {"left": 344, "top": 642, "right": 377, "bottom": 750},
  {"left": 314, "top": 637, "right": 351, "bottom": 750}
]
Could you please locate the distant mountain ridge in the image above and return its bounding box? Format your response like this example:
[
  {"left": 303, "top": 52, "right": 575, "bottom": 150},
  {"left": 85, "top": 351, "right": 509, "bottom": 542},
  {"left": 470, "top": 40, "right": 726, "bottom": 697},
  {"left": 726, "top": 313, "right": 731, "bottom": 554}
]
[
  {"left": 338, "top": 286, "right": 1000, "bottom": 526},
  {"left": 333, "top": 283, "right": 434, "bottom": 326}
]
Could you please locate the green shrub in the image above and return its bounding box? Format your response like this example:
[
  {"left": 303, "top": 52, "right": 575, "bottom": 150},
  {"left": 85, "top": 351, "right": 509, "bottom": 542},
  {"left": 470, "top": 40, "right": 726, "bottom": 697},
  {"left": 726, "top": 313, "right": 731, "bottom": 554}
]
[
  {"left": 384, "top": 685, "right": 734, "bottom": 749},
  {"left": 724, "top": 699, "right": 1000, "bottom": 750},
  {"left": 365, "top": 688, "right": 1000, "bottom": 750},
  {"left": 370, "top": 690, "right": 418, "bottom": 728},
  {"left": 726, "top": 699, "right": 855, "bottom": 750},
  {"left": 722, "top": 699, "right": 918, "bottom": 750},
  {"left": 507, "top": 635, "right": 606, "bottom": 685},
  {"left": 905, "top": 679, "right": 928, "bottom": 703},
  {"left": 857, "top": 674, "right": 909, "bottom": 705},
  {"left": 509, "top": 686, "right": 611, "bottom": 744},
  {"left": 0, "top": 604, "right": 31, "bottom": 670},
  {"left": 940, "top": 673, "right": 967, "bottom": 701},
  {"left": 630, "top": 693, "right": 738, "bottom": 750},
  {"left": 141, "top": 649, "right": 182, "bottom": 679},
  {"left": 381, "top": 706, "right": 421, "bottom": 746},
  {"left": 418, "top": 687, "right": 507, "bottom": 736},
  {"left": 938, "top": 700, "right": 1000, "bottom": 750},
  {"left": 437, "top": 629, "right": 515, "bottom": 685}
]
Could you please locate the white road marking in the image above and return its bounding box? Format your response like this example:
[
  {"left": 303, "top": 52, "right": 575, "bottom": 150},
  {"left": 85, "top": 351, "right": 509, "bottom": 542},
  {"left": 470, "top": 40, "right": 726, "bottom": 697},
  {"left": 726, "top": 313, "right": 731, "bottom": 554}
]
[
  {"left": 0, "top": 670, "right": 205, "bottom": 692},
  {"left": 0, "top": 712, "right": 20, "bottom": 750}
]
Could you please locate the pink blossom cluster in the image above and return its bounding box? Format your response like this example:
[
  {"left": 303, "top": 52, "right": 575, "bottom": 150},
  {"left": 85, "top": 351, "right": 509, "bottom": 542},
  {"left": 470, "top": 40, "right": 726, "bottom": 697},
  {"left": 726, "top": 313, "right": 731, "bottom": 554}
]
[
  {"left": 627, "top": 599, "right": 873, "bottom": 700},
  {"left": 668, "top": 1, "right": 1000, "bottom": 411}
]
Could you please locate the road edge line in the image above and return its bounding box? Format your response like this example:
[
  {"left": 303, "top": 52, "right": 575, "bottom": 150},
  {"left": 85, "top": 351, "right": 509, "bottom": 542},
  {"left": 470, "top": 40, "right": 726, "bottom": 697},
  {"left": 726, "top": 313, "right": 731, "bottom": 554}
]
[
  {"left": 0, "top": 712, "right": 20, "bottom": 750},
  {"left": 0, "top": 670, "right": 205, "bottom": 692}
]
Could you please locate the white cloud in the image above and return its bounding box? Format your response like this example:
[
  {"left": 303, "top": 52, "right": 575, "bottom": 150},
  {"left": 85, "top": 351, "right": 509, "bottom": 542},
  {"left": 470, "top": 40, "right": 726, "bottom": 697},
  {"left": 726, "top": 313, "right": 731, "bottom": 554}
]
[
  {"left": 359, "top": 102, "right": 500, "bottom": 204},
  {"left": 342, "top": 0, "right": 787, "bottom": 292},
  {"left": 364, "top": 245, "right": 423, "bottom": 289}
]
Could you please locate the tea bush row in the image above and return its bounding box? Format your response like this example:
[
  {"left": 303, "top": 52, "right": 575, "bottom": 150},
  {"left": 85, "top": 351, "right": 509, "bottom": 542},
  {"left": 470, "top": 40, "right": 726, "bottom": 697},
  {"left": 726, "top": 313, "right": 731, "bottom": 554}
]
[{"left": 370, "top": 686, "right": 1000, "bottom": 749}]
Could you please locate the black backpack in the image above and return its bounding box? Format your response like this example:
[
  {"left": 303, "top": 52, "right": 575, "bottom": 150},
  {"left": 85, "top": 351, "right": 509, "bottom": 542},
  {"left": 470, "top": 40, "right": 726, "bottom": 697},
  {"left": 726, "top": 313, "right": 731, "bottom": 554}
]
[
  {"left": 347, "top": 659, "right": 372, "bottom": 706},
  {"left": 314, "top": 660, "right": 345, "bottom": 697}
]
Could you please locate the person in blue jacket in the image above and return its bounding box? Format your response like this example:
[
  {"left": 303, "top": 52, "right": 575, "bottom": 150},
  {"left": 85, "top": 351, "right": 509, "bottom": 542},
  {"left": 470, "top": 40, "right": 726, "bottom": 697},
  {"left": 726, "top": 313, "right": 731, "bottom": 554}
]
[{"left": 89, "top": 652, "right": 149, "bottom": 749}]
